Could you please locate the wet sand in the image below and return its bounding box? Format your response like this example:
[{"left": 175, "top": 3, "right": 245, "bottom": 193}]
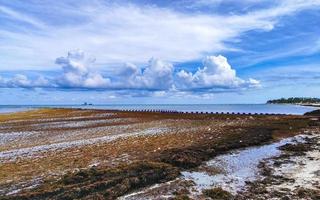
[
  {"left": 0, "top": 108, "right": 318, "bottom": 199},
  {"left": 237, "top": 131, "right": 320, "bottom": 200}
]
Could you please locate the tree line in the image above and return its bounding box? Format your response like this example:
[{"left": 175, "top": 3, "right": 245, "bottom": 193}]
[{"left": 267, "top": 97, "right": 320, "bottom": 104}]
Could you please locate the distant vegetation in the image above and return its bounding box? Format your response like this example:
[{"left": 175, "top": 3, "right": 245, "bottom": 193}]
[{"left": 267, "top": 97, "right": 320, "bottom": 105}]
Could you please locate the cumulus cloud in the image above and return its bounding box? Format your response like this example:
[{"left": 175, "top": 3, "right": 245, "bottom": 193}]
[
  {"left": 118, "top": 58, "right": 174, "bottom": 90},
  {"left": 0, "top": 50, "right": 110, "bottom": 89},
  {"left": 55, "top": 50, "right": 111, "bottom": 88},
  {"left": 176, "top": 55, "right": 260, "bottom": 90},
  {"left": 138, "top": 58, "right": 174, "bottom": 90},
  {"left": 0, "top": 50, "right": 260, "bottom": 95},
  {"left": 53, "top": 50, "right": 174, "bottom": 90}
]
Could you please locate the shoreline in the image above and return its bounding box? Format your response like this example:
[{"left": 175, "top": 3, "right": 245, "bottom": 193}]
[
  {"left": 0, "top": 108, "right": 319, "bottom": 199},
  {"left": 0, "top": 103, "right": 317, "bottom": 116},
  {"left": 267, "top": 102, "right": 320, "bottom": 108},
  {"left": 237, "top": 131, "right": 320, "bottom": 199}
]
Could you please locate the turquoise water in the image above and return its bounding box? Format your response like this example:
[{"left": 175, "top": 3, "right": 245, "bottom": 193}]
[{"left": 0, "top": 104, "right": 316, "bottom": 115}]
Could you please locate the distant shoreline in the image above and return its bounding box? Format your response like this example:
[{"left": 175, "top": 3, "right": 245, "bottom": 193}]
[
  {"left": 267, "top": 97, "right": 320, "bottom": 106},
  {"left": 267, "top": 102, "right": 320, "bottom": 107},
  {"left": 0, "top": 104, "right": 316, "bottom": 115}
]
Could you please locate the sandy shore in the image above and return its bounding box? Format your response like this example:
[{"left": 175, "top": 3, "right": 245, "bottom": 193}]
[
  {"left": 236, "top": 131, "right": 320, "bottom": 199},
  {"left": 0, "top": 108, "right": 319, "bottom": 199}
]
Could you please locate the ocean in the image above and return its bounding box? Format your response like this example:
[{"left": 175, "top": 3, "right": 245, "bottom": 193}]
[{"left": 0, "top": 104, "right": 317, "bottom": 115}]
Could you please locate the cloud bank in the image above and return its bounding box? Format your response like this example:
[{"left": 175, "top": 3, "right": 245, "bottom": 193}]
[{"left": 0, "top": 50, "right": 260, "bottom": 96}]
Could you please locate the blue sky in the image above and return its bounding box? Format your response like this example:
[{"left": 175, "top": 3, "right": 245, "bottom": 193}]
[{"left": 0, "top": 0, "right": 319, "bottom": 104}]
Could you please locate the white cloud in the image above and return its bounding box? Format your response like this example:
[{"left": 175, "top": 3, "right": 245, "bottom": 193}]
[
  {"left": 135, "top": 58, "right": 174, "bottom": 90},
  {"left": 0, "top": 74, "right": 50, "bottom": 88},
  {"left": 0, "top": 5, "right": 46, "bottom": 29},
  {"left": 177, "top": 55, "right": 260, "bottom": 89},
  {"left": 55, "top": 50, "right": 110, "bottom": 88},
  {"left": 9, "top": 74, "right": 32, "bottom": 87},
  {"left": 116, "top": 58, "right": 174, "bottom": 90},
  {"left": 0, "top": 0, "right": 319, "bottom": 70},
  {"left": 0, "top": 50, "right": 260, "bottom": 93}
]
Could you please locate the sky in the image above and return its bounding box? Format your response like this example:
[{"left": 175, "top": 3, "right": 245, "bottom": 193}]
[{"left": 0, "top": 0, "right": 319, "bottom": 104}]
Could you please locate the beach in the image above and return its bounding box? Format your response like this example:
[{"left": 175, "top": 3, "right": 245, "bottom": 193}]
[{"left": 0, "top": 108, "right": 319, "bottom": 199}]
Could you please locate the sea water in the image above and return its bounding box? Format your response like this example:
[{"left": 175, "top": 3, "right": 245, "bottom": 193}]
[{"left": 0, "top": 104, "right": 317, "bottom": 115}]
